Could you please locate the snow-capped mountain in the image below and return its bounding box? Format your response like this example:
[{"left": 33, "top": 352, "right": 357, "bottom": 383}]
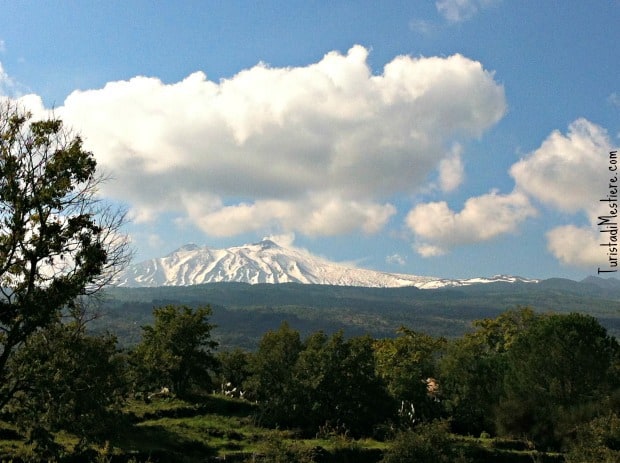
[{"left": 115, "top": 239, "right": 538, "bottom": 289}]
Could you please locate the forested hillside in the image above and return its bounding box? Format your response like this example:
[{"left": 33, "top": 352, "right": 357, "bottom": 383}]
[{"left": 94, "top": 279, "right": 620, "bottom": 349}]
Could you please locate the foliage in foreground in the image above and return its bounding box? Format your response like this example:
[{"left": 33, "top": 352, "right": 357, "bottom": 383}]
[
  {"left": 130, "top": 305, "right": 218, "bottom": 398},
  {"left": 380, "top": 420, "right": 470, "bottom": 463},
  {"left": 0, "top": 302, "right": 618, "bottom": 461},
  {"left": 0, "top": 102, "right": 129, "bottom": 412},
  {"left": 496, "top": 312, "right": 620, "bottom": 449},
  {"left": 245, "top": 324, "right": 395, "bottom": 436},
  {"left": 565, "top": 412, "right": 620, "bottom": 463},
  {"left": 6, "top": 322, "right": 126, "bottom": 456}
]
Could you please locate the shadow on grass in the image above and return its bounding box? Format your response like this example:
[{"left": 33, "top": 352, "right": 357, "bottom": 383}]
[
  {"left": 111, "top": 422, "right": 216, "bottom": 463},
  {"left": 128, "top": 395, "right": 256, "bottom": 423}
]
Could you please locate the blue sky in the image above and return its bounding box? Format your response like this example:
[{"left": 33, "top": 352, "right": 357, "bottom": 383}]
[{"left": 0, "top": 1, "right": 618, "bottom": 280}]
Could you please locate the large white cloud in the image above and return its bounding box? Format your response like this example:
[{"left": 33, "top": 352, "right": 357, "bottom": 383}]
[
  {"left": 510, "top": 118, "right": 612, "bottom": 214},
  {"left": 546, "top": 225, "right": 605, "bottom": 268},
  {"left": 53, "top": 45, "right": 505, "bottom": 238},
  {"left": 511, "top": 118, "right": 616, "bottom": 267},
  {"left": 406, "top": 190, "right": 537, "bottom": 256},
  {"left": 189, "top": 196, "right": 396, "bottom": 237}
]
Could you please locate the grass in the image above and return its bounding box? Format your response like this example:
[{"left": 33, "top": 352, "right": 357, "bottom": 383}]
[
  {"left": 124, "top": 400, "right": 386, "bottom": 460},
  {"left": 0, "top": 395, "right": 567, "bottom": 463}
]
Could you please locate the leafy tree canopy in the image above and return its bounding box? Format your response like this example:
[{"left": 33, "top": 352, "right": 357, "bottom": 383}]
[
  {"left": 132, "top": 305, "right": 218, "bottom": 397},
  {"left": 438, "top": 307, "right": 540, "bottom": 435},
  {"left": 245, "top": 322, "right": 303, "bottom": 427},
  {"left": 497, "top": 312, "right": 620, "bottom": 449},
  {"left": 6, "top": 322, "right": 126, "bottom": 457},
  {"left": 0, "top": 101, "right": 129, "bottom": 408},
  {"left": 293, "top": 331, "right": 394, "bottom": 436},
  {"left": 374, "top": 328, "right": 445, "bottom": 401}
]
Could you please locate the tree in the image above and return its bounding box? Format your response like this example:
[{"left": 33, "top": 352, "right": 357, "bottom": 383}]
[
  {"left": 6, "top": 322, "right": 127, "bottom": 457},
  {"left": 293, "top": 332, "right": 394, "bottom": 436},
  {"left": 496, "top": 313, "right": 620, "bottom": 449},
  {"left": 439, "top": 307, "right": 539, "bottom": 435},
  {"left": 217, "top": 347, "right": 252, "bottom": 394},
  {"left": 0, "top": 102, "right": 129, "bottom": 408},
  {"left": 565, "top": 413, "right": 620, "bottom": 463},
  {"left": 374, "top": 328, "right": 446, "bottom": 425},
  {"left": 245, "top": 322, "right": 302, "bottom": 427},
  {"left": 247, "top": 326, "right": 393, "bottom": 435},
  {"left": 132, "top": 305, "right": 218, "bottom": 397}
]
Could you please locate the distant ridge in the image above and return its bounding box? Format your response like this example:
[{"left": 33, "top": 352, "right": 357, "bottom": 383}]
[
  {"left": 581, "top": 275, "right": 620, "bottom": 290},
  {"left": 115, "top": 239, "right": 539, "bottom": 289}
]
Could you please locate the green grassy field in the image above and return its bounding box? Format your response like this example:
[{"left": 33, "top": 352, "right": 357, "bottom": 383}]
[{"left": 0, "top": 395, "right": 566, "bottom": 463}]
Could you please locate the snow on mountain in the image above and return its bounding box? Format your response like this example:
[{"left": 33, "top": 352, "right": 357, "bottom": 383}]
[{"left": 115, "top": 239, "right": 539, "bottom": 289}]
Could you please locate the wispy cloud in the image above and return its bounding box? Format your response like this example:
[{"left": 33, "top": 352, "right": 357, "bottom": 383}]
[
  {"left": 0, "top": 62, "right": 15, "bottom": 96},
  {"left": 0, "top": 60, "right": 30, "bottom": 98},
  {"left": 263, "top": 233, "right": 296, "bottom": 247},
  {"left": 409, "top": 18, "right": 438, "bottom": 35},
  {"left": 436, "top": 0, "right": 497, "bottom": 23},
  {"left": 608, "top": 92, "right": 620, "bottom": 108},
  {"left": 386, "top": 253, "right": 406, "bottom": 265}
]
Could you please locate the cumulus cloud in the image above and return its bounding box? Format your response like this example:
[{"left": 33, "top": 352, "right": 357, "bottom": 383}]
[
  {"left": 408, "top": 118, "right": 616, "bottom": 262},
  {"left": 0, "top": 93, "right": 46, "bottom": 116},
  {"left": 546, "top": 225, "right": 604, "bottom": 267},
  {"left": 406, "top": 190, "right": 537, "bottom": 256},
  {"left": 511, "top": 118, "right": 612, "bottom": 213},
  {"left": 54, "top": 45, "right": 505, "bottom": 238},
  {"left": 510, "top": 118, "right": 616, "bottom": 268},
  {"left": 436, "top": 0, "right": 497, "bottom": 23},
  {"left": 189, "top": 196, "right": 396, "bottom": 237},
  {"left": 438, "top": 144, "right": 464, "bottom": 192},
  {"left": 415, "top": 243, "right": 446, "bottom": 258}
]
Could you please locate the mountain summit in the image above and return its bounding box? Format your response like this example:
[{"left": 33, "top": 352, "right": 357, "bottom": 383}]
[{"left": 115, "top": 239, "right": 538, "bottom": 289}]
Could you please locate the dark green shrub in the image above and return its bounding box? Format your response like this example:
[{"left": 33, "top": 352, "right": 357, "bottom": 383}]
[
  {"left": 565, "top": 413, "right": 620, "bottom": 463},
  {"left": 381, "top": 420, "right": 471, "bottom": 463}
]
